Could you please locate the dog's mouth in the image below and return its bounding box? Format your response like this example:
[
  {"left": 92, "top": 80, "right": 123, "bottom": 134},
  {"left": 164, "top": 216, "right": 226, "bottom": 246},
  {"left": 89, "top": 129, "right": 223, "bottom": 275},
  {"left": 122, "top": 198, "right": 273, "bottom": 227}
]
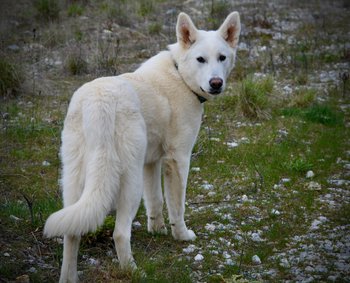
[
  {"left": 209, "top": 89, "right": 222, "bottom": 95},
  {"left": 200, "top": 87, "right": 222, "bottom": 96}
]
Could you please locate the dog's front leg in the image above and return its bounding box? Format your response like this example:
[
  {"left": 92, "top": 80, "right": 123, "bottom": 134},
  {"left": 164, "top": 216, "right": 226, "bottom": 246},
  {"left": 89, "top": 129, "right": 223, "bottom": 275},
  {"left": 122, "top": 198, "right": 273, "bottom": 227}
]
[
  {"left": 143, "top": 161, "right": 167, "bottom": 235},
  {"left": 163, "top": 155, "right": 196, "bottom": 241}
]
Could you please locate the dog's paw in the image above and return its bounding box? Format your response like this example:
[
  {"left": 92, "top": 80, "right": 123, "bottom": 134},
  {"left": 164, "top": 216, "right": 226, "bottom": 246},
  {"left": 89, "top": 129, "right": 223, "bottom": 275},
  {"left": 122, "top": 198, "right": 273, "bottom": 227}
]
[
  {"left": 172, "top": 228, "right": 196, "bottom": 241},
  {"left": 119, "top": 258, "right": 137, "bottom": 271},
  {"left": 148, "top": 217, "right": 168, "bottom": 235}
]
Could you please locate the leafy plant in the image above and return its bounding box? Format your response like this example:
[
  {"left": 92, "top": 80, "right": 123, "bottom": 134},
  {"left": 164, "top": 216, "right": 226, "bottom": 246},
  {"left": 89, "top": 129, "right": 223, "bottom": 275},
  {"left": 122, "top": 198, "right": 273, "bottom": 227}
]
[
  {"left": 65, "top": 50, "right": 88, "bottom": 75},
  {"left": 0, "top": 57, "right": 23, "bottom": 97},
  {"left": 67, "top": 3, "right": 84, "bottom": 17},
  {"left": 304, "top": 104, "right": 343, "bottom": 126},
  {"left": 284, "top": 158, "right": 313, "bottom": 173},
  {"left": 289, "top": 88, "right": 316, "bottom": 108},
  {"left": 238, "top": 75, "right": 273, "bottom": 119},
  {"left": 34, "top": 0, "right": 60, "bottom": 21}
]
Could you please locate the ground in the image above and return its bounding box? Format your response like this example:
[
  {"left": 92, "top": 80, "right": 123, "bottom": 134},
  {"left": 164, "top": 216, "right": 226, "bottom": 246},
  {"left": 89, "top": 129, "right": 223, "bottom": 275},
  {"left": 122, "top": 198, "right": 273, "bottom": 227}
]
[{"left": 0, "top": 0, "right": 349, "bottom": 282}]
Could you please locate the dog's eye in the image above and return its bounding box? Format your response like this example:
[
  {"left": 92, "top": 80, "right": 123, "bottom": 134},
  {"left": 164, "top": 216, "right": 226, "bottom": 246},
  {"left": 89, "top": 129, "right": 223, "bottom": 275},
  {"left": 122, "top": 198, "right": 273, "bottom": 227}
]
[
  {"left": 196, "top": 57, "right": 206, "bottom": 63},
  {"left": 219, "top": 55, "right": 226, "bottom": 62}
]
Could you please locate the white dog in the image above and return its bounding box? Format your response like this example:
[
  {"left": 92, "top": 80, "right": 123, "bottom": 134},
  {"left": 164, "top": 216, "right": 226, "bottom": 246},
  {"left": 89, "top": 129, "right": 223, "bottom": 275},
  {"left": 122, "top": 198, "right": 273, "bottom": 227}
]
[{"left": 44, "top": 11, "right": 240, "bottom": 282}]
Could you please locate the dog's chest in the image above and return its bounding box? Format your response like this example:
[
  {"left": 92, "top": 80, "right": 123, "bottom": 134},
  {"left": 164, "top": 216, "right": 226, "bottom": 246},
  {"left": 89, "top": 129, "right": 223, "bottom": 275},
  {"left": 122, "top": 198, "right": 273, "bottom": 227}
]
[{"left": 143, "top": 103, "right": 203, "bottom": 164}]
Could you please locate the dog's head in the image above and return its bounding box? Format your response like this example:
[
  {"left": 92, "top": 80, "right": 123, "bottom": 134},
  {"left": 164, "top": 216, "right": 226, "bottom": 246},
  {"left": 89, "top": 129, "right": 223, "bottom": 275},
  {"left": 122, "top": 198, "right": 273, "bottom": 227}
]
[{"left": 169, "top": 12, "right": 241, "bottom": 100}]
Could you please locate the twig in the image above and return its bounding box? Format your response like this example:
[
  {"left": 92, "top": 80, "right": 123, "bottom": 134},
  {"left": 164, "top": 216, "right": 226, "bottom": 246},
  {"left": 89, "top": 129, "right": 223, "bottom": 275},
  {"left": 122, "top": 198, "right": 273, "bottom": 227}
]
[
  {"left": 22, "top": 193, "right": 34, "bottom": 225},
  {"left": 0, "top": 173, "right": 30, "bottom": 180},
  {"left": 31, "top": 231, "right": 43, "bottom": 258},
  {"left": 188, "top": 199, "right": 235, "bottom": 206}
]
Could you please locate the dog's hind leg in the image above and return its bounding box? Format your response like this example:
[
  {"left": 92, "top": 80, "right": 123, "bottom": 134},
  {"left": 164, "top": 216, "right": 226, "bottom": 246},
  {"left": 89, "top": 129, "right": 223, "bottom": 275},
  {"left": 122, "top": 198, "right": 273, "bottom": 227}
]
[
  {"left": 113, "top": 111, "right": 146, "bottom": 269},
  {"left": 113, "top": 154, "right": 145, "bottom": 269},
  {"left": 59, "top": 235, "right": 81, "bottom": 283},
  {"left": 143, "top": 161, "right": 167, "bottom": 235},
  {"left": 59, "top": 126, "right": 85, "bottom": 283}
]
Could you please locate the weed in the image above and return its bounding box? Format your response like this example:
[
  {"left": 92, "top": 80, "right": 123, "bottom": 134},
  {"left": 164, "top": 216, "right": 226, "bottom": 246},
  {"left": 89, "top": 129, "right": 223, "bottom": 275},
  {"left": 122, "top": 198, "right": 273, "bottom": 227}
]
[
  {"left": 148, "top": 22, "right": 162, "bottom": 35},
  {"left": 42, "top": 24, "right": 67, "bottom": 48},
  {"left": 284, "top": 158, "right": 313, "bottom": 173},
  {"left": 95, "top": 37, "right": 120, "bottom": 76},
  {"left": 34, "top": 0, "right": 60, "bottom": 22},
  {"left": 304, "top": 104, "right": 343, "bottom": 126},
  {"left": 105, "top": 1, "right": 132, "bottom": 27},
  {"left": 0, "top": 57, "right": 23, "bottom": 97},
  {"left": 282, "top": 103, "right": 343, "bottom": 126},
  {"left": 65, "top": 49, "right": 88, "bottom": 75},
  {"left": 67, "top": 3, "right": 84, "bottom": 17},
  {"left": 208, "top": 0, "right": 232, "bottom": 29},
  {"left": 138, "top": 0, "right": 155, "bottom": 18},
  {"left": 238, "top": 75, "right": 273, "bottom": 119},
  {"left": 289, "top": 88, "right": 316, "bottom": 108}
]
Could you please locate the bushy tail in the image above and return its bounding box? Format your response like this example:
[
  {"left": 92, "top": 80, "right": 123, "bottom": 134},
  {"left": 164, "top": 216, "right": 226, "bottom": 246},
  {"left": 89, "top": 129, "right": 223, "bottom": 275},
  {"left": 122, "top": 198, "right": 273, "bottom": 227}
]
[{"left": 44, "top": 93, "right": 121, "bottom": 237}]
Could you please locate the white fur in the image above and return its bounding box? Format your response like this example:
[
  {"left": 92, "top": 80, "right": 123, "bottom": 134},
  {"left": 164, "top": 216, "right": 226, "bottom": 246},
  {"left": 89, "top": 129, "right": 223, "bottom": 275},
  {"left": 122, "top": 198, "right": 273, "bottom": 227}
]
[{"left": 44, "top": 12, "right": 240, "bottom": 282}]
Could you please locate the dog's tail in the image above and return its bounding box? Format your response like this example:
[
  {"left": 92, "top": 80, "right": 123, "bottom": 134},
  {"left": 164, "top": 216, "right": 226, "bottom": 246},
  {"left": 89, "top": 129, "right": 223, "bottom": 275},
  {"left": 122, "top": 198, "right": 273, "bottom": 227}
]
[{"left": 44, "top": 94, "right": 121, "bottom": 237}]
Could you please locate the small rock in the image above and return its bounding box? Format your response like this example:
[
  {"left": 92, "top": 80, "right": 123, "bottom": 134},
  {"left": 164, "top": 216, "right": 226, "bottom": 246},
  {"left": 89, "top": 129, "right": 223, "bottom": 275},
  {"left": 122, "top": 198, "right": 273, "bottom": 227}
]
[
  {"left": 226, "top": 141, "right": 239, "bottom": 148},
  {"left": 281, "top": 178, "right": 291, "bottom": 183},
  {"left": 327, "top": 275, "right": 338, "bottom": 282},
  {"left": 28, "top": 267, "right": 37, "bottom": 273},
  {"left": 306, "top": 181, "right": 321, "bottom": 191},
  {"left": 8, "top": 44, "right": 20, "bottom": 51},
  {"left": 306, "top": 170, "right": 315, "bottom": 178},
  {"left": 132, "top": 221, "right": 141, "bottom": 228},
  {"left": 191, "top": 167, "right": 201, "bottom": 172},
  {"left": 252, "top": 255, "right": 261, "bottom": 265},
  {"left": 201, "top": 182, "right": 214, "bottom": 190},
  {"left": 271, "top": 209, "right": 281, "bottom": 215},
  {"left": 223, "top": 251, "right": 231, "bottom": 259},
  {"left": 10, "top": 215, "right": 21, "bottom": 221},
  {"left": 42, "top": 160, "right": 50, "bottom": 166},
  {"left": 183, "top": 244, "right": 196, "bottom": 254},
  {"left": 87, "top": 258, "right": 99, "bottom": 266},
  {"left": 205, "top": 223, "right": 216, "bottom": 232},
  {"left": 15, "top": 275, "right": 30, "bottom": 283},
  {"left": 4, "top": 252, "right": 10, "bottom": 257},
  {"left": 251, "top": 232, "right": 264, "bottom": 242},
  {"left": 241, "top": 194, "right": 249, "bottom": 202},
  {"left": 194, "top": 254, "right": 204, "bottom": 261},
  {"left": 280, "top": 258, "right": 290, "bottom": 268}
]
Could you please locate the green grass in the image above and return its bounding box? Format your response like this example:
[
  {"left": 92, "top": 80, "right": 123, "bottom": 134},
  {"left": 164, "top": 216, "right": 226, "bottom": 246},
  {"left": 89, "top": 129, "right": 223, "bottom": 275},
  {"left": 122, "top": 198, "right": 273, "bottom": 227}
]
[
  {"left": 1, "top": 1, "right": 350, "bottom": 282},
  {"left": 34, "top": 0, "right": 60, "bottom": 21},
  {"left": 0, "top": 57, "right": 23, "bottom": 97},
  {"left": 237, "top": 75, "right": 274, "bottom": 119}
]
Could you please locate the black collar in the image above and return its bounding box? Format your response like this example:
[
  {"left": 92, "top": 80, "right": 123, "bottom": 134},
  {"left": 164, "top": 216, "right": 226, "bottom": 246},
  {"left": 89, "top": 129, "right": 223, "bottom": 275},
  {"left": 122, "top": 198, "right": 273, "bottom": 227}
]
[{"left": 174, "top": 62, "right": 207, "bottom": 104}]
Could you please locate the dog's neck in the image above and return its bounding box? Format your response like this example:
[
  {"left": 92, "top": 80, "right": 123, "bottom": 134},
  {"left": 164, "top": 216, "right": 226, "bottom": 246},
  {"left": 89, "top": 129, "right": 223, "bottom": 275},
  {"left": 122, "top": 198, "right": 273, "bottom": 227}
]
[{"left": 173, "top": 62, "right": 207, "bottom": 104}]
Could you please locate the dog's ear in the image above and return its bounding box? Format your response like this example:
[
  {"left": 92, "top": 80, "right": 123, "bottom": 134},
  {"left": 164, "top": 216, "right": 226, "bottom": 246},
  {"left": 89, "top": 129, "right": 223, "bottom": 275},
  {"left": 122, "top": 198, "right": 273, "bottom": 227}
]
[
  {"left": 176, "top": 12, "right": 198, "bottom": 48},
  {"left": 218, "top": 12, "right": 241, "bottom": 48}
]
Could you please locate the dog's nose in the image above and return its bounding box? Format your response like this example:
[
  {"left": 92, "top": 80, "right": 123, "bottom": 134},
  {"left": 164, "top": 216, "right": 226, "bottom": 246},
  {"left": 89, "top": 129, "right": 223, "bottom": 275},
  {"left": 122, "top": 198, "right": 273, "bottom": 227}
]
[{"left": 209, "top": 78, "right": 223, "bottom": 90}]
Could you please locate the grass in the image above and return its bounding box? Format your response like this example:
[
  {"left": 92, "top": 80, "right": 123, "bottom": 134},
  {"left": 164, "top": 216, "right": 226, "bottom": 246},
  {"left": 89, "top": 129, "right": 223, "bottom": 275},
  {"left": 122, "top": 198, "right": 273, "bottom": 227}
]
[
  {"left": 1, "top": 1, "right": 350, "bottom": 282},
  {"left": 0, "top": 57, "right": 23, "bottom": 97},
  {"left": 237, "top": 75, "right": 274, "bottom": 119},
  {"left": 34, "top": 0, "right": 60, "bottom": 22}
]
